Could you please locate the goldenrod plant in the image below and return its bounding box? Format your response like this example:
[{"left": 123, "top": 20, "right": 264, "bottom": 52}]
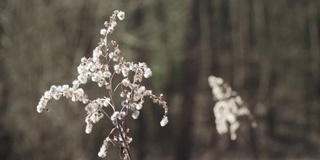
[
  {"left": 36, "top": 10, "right": 168, "bottom": 160},
  {"left": 208, "top": 76, "right": 256, "bottom": 140}
]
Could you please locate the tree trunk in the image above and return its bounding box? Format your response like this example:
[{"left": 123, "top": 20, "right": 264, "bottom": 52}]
[
  {"left": 131, "top": 6, "right": 148, "bottom": 160},
  {"left": 230, "top": 0, "right": 259, "bottom": 158},
  {"left": 0, "top": 28, "right": 11, "bottom": 160},
  {"left": 306, "top": 0, "right": 320, "bottom": 134},
  {"left": 176, "top": 0, "right": 202, "bottom": 159}
]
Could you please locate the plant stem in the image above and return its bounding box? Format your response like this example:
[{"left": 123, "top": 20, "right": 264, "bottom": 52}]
[{"left": 116, "top": 120, "right": 133, "bottom": 160}]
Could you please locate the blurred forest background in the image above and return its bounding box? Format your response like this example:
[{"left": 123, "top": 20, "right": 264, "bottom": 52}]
[{"left": 1, "top": 0, "right": 320, "bottom": 159}]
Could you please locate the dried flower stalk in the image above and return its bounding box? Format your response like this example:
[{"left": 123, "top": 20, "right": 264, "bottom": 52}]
[
  {"left": 208, "top": 75, "right": 256, "bottom": 140},
  {"left": 37, "top": 10, "right": 168, "bottom": 159}
]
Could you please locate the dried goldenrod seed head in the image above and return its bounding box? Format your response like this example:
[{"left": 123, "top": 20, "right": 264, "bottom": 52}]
[
  {"left": 160, "top": 116, "right": 169, "bottom": 127},
  {"left": 208, "top": 75, "right": 255, "bottom": 140},
  {"left": 36, "top": 10, "right": 168, "bottom": 159},
  {"left": 117, "top": 11, "right": 125, "bottom": 20},
  {"left": 131, "top": 110, "right": 140, "bottom": 119}
]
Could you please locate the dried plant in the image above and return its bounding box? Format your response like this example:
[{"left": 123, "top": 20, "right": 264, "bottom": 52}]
[
  {"left": 208, "top": 75, "right": 256, "bottom": 140},
  {"left": 36, "top": 10, "right": 169, "bottom": 159}
]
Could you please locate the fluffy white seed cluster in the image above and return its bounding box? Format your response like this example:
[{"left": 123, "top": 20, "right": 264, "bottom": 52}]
[
  {"left": 37, "top": 10, "right": 169, "bottom": 159},
  {"left": 37, "top": 85, "right": 89, "bottom": 113},
  {"left": 208, "top": 76, "right": 255, "bottom": 140}
]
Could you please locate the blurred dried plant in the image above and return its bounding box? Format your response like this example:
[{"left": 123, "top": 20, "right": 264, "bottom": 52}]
[
  {"left": 36, "top": 10, "right": 168, "bottom": 160},
  {"left": 208, "top": 75, "right": 256, "bottom": 140}
]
